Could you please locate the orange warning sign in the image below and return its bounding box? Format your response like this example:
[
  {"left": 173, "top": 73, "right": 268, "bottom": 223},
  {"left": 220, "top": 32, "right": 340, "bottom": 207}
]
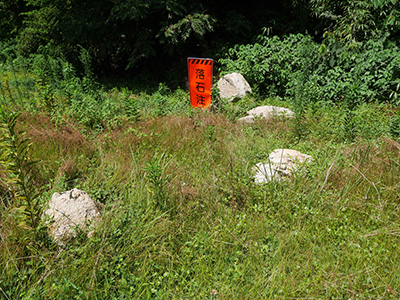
[{"left": 187, "top": 57, "right": 213, "bottom": 108}]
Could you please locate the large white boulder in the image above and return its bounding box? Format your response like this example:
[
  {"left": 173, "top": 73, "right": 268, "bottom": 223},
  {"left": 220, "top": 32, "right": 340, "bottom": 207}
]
[
  {"left": 238, "top": 105, "right": 294, "bottom": 123},
  {"left": 217, "top": 72, "right": 252, "bottom": 101},
  {"left": 44, "top": 188, "right": 103, "bottom": 245},
  {"left": 253, "top": 149, "right": 312, "bottom": 183}
]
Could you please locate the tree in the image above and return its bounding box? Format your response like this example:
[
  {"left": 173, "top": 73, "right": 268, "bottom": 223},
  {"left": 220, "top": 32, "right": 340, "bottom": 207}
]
[
  {"left": 0, "top": 0, "right": 28, "bottom": 40},
  {"left": 15, "top": 0, "right": 216, "bottom": 72},
  {"left": 310, "top": 0, "right": 400, "bottom": 43}
]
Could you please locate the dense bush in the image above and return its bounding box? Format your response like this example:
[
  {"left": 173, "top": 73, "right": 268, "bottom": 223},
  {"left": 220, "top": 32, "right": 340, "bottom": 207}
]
[
  {"left": 220, "top": 34, "right": 319, "bottom": 97},
  {"left": 299, "top": 36, "right": 400, "bottom": 106},
  {"left": 221, "top": 34, "right": 400, "bottom": 106}
]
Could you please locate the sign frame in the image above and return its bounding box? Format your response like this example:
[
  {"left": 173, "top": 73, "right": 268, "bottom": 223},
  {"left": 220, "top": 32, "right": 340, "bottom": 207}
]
[{"left": 187, "top": 57, "right": 214, "bottom": 108}]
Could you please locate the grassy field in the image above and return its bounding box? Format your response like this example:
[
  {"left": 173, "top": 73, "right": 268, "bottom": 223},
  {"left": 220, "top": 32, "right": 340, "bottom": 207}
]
[{"left": 1, "top": 58, "right": 400, "bottom": 299}]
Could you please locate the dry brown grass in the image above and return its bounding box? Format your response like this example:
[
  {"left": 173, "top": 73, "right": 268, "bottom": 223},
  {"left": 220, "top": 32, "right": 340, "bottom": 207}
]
[{"left": 20, "top": 113, "right": 92, "bottom": 154}]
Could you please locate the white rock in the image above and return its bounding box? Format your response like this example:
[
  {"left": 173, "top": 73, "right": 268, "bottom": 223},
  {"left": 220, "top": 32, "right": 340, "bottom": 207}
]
[
  {"left": 44, "top": 188, "right": 102, "bottom": 245},
  {"left": 217, "top": 72, "right": 252, "bottom": 101},
  {"left": 253, "top": 149, "right": 312, "bottom": 183},
  {"left": 253, "top": 162, "right": 276, "bottom": 183},
  {"left": 238, "top": 106, "right": 294, "bottom": 123}
]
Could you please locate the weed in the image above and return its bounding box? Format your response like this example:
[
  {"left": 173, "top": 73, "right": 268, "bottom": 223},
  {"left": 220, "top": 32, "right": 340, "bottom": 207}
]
[
  {"left": 204, "top": 125, "right": 216, "bottom": 143},
  {"left": 0, "top": 106, "right": 46, "bottom": 242},
  {"left": 143, "top": 152, "right": 172, "bottom": 211}
]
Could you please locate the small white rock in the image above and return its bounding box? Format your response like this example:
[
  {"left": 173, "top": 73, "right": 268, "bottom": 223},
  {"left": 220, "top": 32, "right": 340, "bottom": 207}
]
[
  {"left": 238, "top": 105, "right": 294, "bottom": 123},
  {"left": 43, "top": 188, "right": 102, "bottom": 245},
  {"left": 253, "top": 149, "right": 312, "bottom": 183}
]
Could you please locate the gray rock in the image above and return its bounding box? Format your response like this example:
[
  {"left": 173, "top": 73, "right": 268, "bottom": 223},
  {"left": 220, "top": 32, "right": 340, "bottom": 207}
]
[
  {"left": 238, "top": 106, "right": 294, "bottom": 123},
  {"left": 217, "top": 72, "right": 252, "bottom": 101},
  {"left": 44, "top": 188, "right": 102, "bottom": 245},
  {"left": 253, "top": 149, "right": 312, "bottom": 183}
]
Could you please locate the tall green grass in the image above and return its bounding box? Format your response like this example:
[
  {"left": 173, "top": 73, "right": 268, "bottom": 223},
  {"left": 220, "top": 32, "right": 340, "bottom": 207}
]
[{"left": 1, "top": 44, "right": 400, "bottom": 299}]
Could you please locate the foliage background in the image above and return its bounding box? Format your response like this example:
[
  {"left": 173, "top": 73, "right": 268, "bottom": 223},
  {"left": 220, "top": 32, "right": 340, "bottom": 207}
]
[{"left": 1, "top": 0, "right": 400, "bottom": 299}]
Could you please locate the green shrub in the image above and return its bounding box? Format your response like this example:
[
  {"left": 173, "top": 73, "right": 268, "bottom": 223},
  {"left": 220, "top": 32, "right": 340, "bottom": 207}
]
[
  {"left": 298, "top": 37, "right": 400, "bottom": 106},
  {"left": 390, "top": 111, "right": 400, "bottom": 138},
  {"left": 220, "top": 34, "right": 319, "bottom": 97},
  {"left": 221, "top": 33, "right": 400, "bottom": 107}
]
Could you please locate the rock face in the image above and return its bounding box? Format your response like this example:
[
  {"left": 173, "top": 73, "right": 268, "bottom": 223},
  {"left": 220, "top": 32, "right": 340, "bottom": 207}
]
[
  {"left": 253, "top": 149, "right": 312, "bottom": 183},
  {"left": 238, "top": 106, "right": 294, "bottom": 123},
  {"left": 217, "top": 72, "right": 252, "bottom": 101},
  {"left": 44, "top": 188, "right": 102, "bottom": 245}
]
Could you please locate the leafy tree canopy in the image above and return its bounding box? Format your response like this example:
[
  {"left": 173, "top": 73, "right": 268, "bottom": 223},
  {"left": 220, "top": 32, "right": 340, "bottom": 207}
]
[
  {"left": 2, "top": 0, "right": 399, "bottom": 77},
  {"left": 310, "top": 0, "right": 400, "bottom": 42},
  {"left": 0, "top": 0, "right": 28, "bottom": 40},
  {"left": 1, "top": 1, "right": 312, "bottom": 73}
]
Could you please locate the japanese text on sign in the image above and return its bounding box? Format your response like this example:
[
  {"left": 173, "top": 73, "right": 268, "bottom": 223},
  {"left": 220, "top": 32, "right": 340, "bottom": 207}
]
[{"left": 187, "top": 58, "right": 213, "bottom": 108}]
